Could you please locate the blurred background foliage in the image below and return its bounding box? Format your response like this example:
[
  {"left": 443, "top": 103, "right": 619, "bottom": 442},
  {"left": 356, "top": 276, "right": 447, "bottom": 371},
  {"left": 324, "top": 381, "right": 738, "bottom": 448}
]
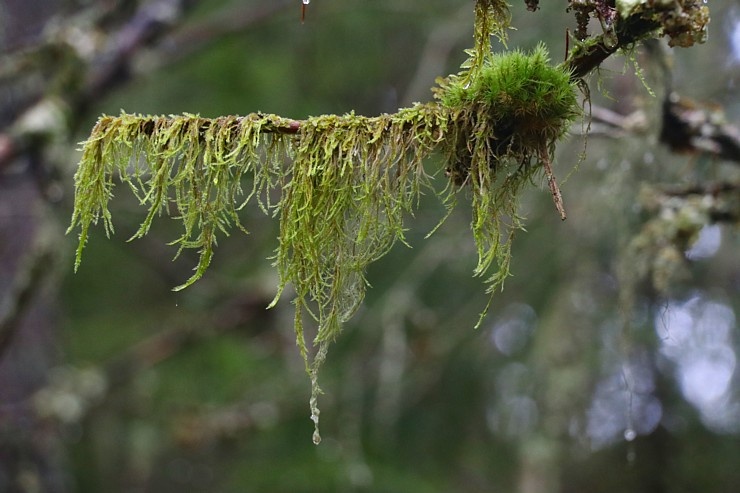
[{"left": 1, "top": 1, "right": 739, "bottom": 492}]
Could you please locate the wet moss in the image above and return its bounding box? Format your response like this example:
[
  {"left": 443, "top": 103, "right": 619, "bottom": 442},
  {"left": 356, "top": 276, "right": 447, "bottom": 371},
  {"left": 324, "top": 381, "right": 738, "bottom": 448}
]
[{"left": 68, "top": 1, "right": 582, "bottom": 443}]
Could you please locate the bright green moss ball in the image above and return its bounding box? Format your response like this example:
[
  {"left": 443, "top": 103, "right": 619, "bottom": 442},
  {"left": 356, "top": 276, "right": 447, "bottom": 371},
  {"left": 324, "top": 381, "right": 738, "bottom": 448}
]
[{"left": 440, "top": 43, "right": 579, "bottom": 146}]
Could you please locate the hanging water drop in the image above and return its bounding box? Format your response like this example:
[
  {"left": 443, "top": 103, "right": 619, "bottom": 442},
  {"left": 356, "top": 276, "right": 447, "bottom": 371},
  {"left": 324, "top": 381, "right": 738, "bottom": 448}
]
[
  {"left": 311, "top": 409, "right": 321, "bottom": 444},
  {"left": 301, "top": 0, "right": 310, "bottom": 23},
  {"left": 624, "top": 428, "right": 637, "bottom": 441},
  {"left": 309, "top": 381, "right": 321, "bottom": 444}
]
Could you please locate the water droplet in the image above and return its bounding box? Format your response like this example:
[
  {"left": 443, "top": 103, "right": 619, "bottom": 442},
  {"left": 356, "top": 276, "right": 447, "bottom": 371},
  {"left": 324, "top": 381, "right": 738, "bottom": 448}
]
[
  {"left": 303, "top": 0, "right": 310, "bottom": 4},
  {"left": 627, "top": 448, "right": 636, "bottom": 464},
  {"left": 624, "top": 428, "right": 637, "bottom": 441},
  {"left": 312, "top": 429, "right": 321, "bottom": 445}
]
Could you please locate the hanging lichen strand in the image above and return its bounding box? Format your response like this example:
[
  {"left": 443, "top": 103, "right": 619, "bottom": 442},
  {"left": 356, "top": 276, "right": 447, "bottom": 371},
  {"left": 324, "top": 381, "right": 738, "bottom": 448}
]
[{"left": 68, "top": 0, "right": 579, "bottom": 443}]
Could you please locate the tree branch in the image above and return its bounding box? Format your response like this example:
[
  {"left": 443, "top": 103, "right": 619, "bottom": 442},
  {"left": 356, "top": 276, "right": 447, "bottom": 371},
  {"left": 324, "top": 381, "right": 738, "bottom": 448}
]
[
  {"left": 661, "top": 93, "right": 740, "bottom": 164},
  {"left": 563, "top": 0, "right": 709, "bottom": 79}
]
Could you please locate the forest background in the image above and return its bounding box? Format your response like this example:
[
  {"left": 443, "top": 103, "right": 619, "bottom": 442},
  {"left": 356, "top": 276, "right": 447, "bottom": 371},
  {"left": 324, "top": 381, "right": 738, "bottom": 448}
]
[{"left": 0, "top": 1, "right": 738, "bottom": 492}]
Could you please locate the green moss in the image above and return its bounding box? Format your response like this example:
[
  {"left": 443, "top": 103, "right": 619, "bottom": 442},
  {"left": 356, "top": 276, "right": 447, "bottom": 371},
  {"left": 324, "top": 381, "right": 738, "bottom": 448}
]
[
  {"left": 438, "top": 43, "right": 577, "bottom": 150},
  {"left": 436, "top": 43, "right": 578, "bottom": 291},
  {"left": 68, "top": 3, "right": 580, "bottom": 443}
]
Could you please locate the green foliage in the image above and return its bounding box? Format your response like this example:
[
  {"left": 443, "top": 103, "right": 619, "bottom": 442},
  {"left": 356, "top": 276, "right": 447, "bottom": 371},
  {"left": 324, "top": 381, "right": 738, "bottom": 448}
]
[{"left": 67, "top": 2, "right": 579, "bottom": 443}]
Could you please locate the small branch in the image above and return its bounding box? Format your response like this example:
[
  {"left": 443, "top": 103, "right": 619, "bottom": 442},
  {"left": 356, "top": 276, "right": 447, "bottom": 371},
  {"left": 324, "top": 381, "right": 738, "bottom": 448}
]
[
  {"left": 579, "top": 95, "right": 740, "bottom": 166},
  {"left": 660, "top": 181, "right": 740, "bottom": 224},
  {"left": 401, "top": 4, "right": 471, "bottom": 106},
  {"left": 660, "top": 182, "right": 739, "bottom": 198},
  {"left": 103, "top": 293, "right": 274, "bottom": 389},
  {"left": 563, "top": 0, "right": 709, "bottom": 80},
  {"left": 79, "top": 0, "right": 192, "bottom": 113},
  {"left": 586, "top": 106, "right": 648, "bottom": 136},
  {"left": 644, "top": 181, "right": 740, "bottom": 225},
  {"left": 565, "top": 15, "right": 659, "bottom": 79},
  {"left": 539, "top": 145, "right": 567, "bottom": 220}
]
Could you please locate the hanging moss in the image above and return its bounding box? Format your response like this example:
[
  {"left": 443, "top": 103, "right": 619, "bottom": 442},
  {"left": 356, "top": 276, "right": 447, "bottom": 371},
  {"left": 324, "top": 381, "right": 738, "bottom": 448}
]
[
  {"left": 436, "top": 43, "right": 578, "bottom": 304},
  {"left": 68, "top": 2, "right": 581, "bottom": 443}
]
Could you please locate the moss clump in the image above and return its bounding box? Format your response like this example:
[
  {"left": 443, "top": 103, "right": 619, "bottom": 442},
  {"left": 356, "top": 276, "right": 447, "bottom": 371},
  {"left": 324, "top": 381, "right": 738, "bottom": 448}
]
[
  {"left": 434, "top": 44, "right": 579, "bottom": 290},
  {"left": 438, "top": 43, "right": 578, "bottom": 182}
]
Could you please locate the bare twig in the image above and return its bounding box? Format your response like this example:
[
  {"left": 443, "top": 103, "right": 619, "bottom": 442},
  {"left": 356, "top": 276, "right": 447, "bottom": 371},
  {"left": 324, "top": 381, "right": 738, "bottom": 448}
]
[{"left": 539, "top": 144, "right": 567, "bottom": 220}]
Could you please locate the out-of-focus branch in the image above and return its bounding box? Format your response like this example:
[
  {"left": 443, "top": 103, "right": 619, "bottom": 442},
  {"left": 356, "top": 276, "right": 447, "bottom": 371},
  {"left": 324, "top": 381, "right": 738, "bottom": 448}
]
[
  {"left": 579, "top": 105, "right": 649, "bottom": 138},
  {"left": 401, "top": 4, "right": 471, "bottom": 106},
  {"left": 0, "top": 0, "right": 291, "bottom": 172},
  {"left": 584, "top": 93, "right": 740, "bottom": 166},
  {"left": 660, "top": 93, "right": 740, "bottom": 165},
  {"left": 1, "top": 0, "right": 188, "bottom": 171},
  {"left": 659, "top": 181, "right": 740, "bottom": 223},
  {"left": 172, "top": 400, "right": 281, "bottom": 450},
  {"left": 103, "top": 292, "right": 275, "bottom": 389},
  {"left": 79, "top": 0, "right": 193, "bottom": 109},
  {"left": 154, "top": 0, "right": 292, "bottom": 66},
  {"left": 0, "top": 234, "right": 57, "bottom": 357}
]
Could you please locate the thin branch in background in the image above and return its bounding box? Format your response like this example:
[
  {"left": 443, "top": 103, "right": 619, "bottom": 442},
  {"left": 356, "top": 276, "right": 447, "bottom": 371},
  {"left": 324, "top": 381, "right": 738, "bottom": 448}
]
[
  {"left": 1, "top": 0, "right": 192, "bottom": 170},
  {"left": 581, "top": 94, "right": 740, "bottom": 167},
  {"left": 0, "top": 234, "right": 57, "bottom": 359},
  {"left": 79, "top": 0, "right": 194, "bottom": 112},
  {"left": 155, "top": 0, "right": 293, "bottom": 66},
  {"left": 582, "top": 105, "right": 648, "bottom": 137},
  {"left": 102, "top": 292, "right": 275, "bottom": 389}
]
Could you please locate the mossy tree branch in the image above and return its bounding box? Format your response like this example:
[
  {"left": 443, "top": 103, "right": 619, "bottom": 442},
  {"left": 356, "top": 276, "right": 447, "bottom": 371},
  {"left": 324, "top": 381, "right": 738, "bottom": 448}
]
[
  {"left": 68, "top": 0, "right": 711, "bottom": 443},
  {"left": 69, "top": 42, "right": 578, "bottom": 443},
  {"left": 562, "top": 0, "right": 709, "bottom": 79}
]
